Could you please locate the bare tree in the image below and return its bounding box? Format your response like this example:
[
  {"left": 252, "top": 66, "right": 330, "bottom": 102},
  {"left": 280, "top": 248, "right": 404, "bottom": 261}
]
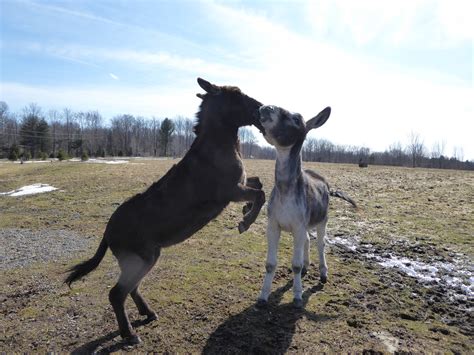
[
  {"left": 149, "top": 117, "right": 161, "bottom": 156},
  {"left": 239, "top": 127, "right": 256, "bottom": 158},
  {"left": 431, "top": 140, "right": 446, "bottom": 159},
  {"left": 62, "top": 108, "right": 75, "bottom": 155},
  {"left": 47, "top": 109, "right": 61, "bottom": 157},
  {"left": 0, "top": 102, "right": 9, "bottom": 152},
  {"left": 407, "top": 132, "right": 425, "bottom": 167}
]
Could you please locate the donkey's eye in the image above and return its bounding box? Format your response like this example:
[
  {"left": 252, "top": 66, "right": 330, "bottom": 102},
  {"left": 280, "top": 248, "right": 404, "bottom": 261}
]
[{"left": 292, "top": 116, "right": 301, "bottom": 125}]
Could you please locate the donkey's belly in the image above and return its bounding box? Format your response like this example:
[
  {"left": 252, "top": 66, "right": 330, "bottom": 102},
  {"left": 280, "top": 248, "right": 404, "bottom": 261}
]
[{"left": 153, "top": 202, "right": 228, "bottom": 247}]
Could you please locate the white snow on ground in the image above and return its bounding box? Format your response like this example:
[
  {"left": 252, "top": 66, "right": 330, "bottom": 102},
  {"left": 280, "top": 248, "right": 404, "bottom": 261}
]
[
  {"left": 15, "top": 160, "right": 52, "bottom": 164},
  {"left": 327, "top": 236, "right": 359, "bottom": 251},
  {"left": 87, "top": 159, "right": 128, "bottom": 164},
  {"left": 377, "top": 256, "right": 440, "bottom": 283},
  {"left": 0, "top": 183, "right": 58, "bottom": 197},
  {"left": 328, "top": 235, "right": 474, "bottom": 298},
  {"left": 68, "top": 158, "right": 128, "bottom": 164}
]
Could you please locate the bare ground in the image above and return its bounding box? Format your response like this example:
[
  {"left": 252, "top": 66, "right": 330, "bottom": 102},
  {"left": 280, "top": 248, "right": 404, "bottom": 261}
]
[{"left": 0, "top": 159, "right": 472, "bottom": 353}]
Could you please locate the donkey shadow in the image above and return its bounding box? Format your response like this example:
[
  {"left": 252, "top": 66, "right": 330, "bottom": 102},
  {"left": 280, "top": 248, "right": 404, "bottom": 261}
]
[
  {"left": 203, "top": 279, "right": 333, "bottom": 354},
  {"left": 71, "top": 318, "right": 153, "bottom": 354}
]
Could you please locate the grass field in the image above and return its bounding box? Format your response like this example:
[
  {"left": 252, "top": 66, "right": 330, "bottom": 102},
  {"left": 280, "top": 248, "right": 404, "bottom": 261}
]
[{"left": 1, "top": 158, "right": 472, "bottom": 353}]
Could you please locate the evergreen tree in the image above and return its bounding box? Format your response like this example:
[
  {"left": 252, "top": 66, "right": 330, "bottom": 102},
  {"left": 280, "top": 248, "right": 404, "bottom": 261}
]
[
  {"left": 159, "top": 118, "right": 175, "bottom": 156},
  {"left": 19, "top": 114, "right": 50, "bottom": 158}
]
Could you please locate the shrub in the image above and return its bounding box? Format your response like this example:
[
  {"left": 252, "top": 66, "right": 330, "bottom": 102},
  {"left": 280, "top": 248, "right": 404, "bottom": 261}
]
[
  {"left": 8, "top": 145, "right": 19, "bottom": 161},
  {"left": 57, "top": 149, "right": 68, "bottom": 161},
  {"left": 39, "top": 152, "right": 48, "bottom": 160},
  {"left": 81, "top": 151, "right": 89, "bottom": 161},
  {"left": 22, "top": 151, "right": 31, "bottom": 161}
]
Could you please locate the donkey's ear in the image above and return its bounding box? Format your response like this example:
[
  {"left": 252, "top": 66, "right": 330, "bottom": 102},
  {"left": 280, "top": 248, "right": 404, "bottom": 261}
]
[
  {"left": 306, "top": 106, "right": 331, "bottom": 132},
  {"left": 197, "top": 77, "right": 221, "bottom": 95}
]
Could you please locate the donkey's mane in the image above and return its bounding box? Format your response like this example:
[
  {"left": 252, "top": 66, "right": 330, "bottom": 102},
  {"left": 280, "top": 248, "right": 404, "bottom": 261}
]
[{"left": 193, "top": 86, "right": 242, "bottom": 136}]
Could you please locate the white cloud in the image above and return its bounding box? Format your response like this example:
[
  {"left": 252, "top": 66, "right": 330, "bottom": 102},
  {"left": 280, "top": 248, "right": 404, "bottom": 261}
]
[
  {"left": 305, "top": 0, "right": 474, "bottom": 48},
  {"left": 109, "top": 73, "right": 119, "bottom": 80},
  {"left": 199, "top": 1, "right": 474, "bottom": 159}
]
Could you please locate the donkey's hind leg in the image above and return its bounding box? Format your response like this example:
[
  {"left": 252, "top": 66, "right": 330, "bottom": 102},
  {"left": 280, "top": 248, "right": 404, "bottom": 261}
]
[
  {"left": 130, "top": 247, "right": 160, "bottom": 322},
  {"left": 109, "top": 252, "right": 157, "bottom": 344},
  {"left": 302, "top": 233, "right": 310, "bottom": 277},
  {"left": 316, "top": 219, "right": 328, "bottom": 283},
  {"left": 131, "top": 286, "right": 157, "bottom": 321}
]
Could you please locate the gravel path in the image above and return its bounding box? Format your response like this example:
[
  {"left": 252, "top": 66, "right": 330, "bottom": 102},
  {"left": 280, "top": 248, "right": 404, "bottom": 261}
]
[{"left": 0, "top": 229, "right": 92, "bottom": 269}]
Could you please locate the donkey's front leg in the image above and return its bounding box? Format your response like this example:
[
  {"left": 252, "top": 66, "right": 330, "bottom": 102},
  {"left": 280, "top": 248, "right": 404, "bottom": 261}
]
[
  {"left": 229, "top": 184, "right": 265, "bottom": 233},
  {"left": 257, "top": 218, "right": 281, "bottom": 308},
  {"left": 292, "top": 227, "right": 307, "bottom": 309},
  {"left": 242, "top": 176, "right": 263, "bottom": 215}
]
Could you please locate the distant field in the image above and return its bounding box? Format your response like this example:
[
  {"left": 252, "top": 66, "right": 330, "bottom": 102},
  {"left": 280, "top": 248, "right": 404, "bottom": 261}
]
[{"left": 0, "top": 159, "right": 472, "bottom": 353}]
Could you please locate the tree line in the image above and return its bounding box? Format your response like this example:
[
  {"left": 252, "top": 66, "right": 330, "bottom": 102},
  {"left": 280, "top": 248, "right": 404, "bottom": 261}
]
[{"left": 0, "top": 101, "right": 472, "bottom": 170}]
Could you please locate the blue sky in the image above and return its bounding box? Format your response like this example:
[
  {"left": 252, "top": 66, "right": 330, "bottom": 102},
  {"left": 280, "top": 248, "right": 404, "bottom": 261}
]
[{"left": 1, "top": 0, "right": 473, "bottom": 159}]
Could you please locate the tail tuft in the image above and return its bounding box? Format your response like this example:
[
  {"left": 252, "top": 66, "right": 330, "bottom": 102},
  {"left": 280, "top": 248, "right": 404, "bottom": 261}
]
[
  {"left": 330, "top": 190, "right": 357, "bottom": 208},
  {"left": 64, "top": 237, "right": 108, "bottom": 287}
]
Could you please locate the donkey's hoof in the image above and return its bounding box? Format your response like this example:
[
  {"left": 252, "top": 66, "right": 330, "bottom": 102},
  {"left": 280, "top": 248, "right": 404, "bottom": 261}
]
[
  {"left": 238, "top": 222, "right": 248, "bottom": 234},
  {"left": 242, "top": 203, "right": 252, "bottom": 215},
  {"left": 123, "top": 334, "right": 141, "bottom": 345},
  {"left": 255, "top": 298, "right": 268, "bottom": 309},
  {"left": 301, "top": 266, "right": 308, "bottom": 277},
  {"left": 320, "top": 274, "right": 328, "bottom": 284},
  {"left": 145, "top": 312, "right": 158, "bottom": 322},
  {"left": 293, "top": 298, "right": 304, "bottom": 309}
]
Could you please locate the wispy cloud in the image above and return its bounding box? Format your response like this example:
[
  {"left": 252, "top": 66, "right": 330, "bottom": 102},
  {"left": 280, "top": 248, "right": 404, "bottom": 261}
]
[
  {"left": 11, "top": 41, "right": 258, "bottom": 81},
  {"left": 109, "top": 73, "right": 119, "bottom": 80},
  {"left": 1, "top": 82, "right": 199, "bottom": 119}
]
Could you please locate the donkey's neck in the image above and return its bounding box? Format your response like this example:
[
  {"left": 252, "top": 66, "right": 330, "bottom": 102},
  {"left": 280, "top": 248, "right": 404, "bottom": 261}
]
[
  {"left": 275, "top": 141, "right": 304, "bottom": 193},
  {"left": 193, "top": 122, "right": 240, "bottom": 151}
]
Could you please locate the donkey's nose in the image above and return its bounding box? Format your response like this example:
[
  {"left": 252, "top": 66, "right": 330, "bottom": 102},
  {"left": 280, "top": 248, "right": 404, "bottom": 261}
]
[
  {"left": 259, "top": 106, "right": 273, "bottom": 123},
  {"left": 260, "top": 105, "right": 275, "bottom": 113}
]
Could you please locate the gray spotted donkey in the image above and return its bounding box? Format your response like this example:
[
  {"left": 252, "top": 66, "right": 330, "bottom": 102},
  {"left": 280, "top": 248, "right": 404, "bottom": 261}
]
[{"left": 256, "top": 104, "right": 357, "bottom": 308}]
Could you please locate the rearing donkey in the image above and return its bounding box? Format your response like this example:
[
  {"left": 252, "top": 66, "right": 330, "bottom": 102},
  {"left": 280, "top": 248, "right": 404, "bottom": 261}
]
[
  {"left": 65, "top": 78, "right": 266, "bottom": 344},
  {"left": 256, "top": 104, "right": 356, "bottom": 309}
]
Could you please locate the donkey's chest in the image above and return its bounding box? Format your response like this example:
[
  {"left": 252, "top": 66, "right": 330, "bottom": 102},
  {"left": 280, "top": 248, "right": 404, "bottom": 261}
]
[{"left": 269, "top": 193, "right": 307, "bottom": 232}]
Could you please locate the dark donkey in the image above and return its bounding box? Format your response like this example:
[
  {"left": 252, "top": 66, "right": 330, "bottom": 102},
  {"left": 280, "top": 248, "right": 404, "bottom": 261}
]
[{"left": 65, "top": 78, "right": 266, "bottom": 344}]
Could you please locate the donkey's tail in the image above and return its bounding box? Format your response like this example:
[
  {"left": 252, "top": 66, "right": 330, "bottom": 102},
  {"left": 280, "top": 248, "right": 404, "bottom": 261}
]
[
  {"left": 330, "top": 189, "right": 357, "bottom": 208},
  {"left": 65, "top": 236, "right": 108, "bottom": 287}
]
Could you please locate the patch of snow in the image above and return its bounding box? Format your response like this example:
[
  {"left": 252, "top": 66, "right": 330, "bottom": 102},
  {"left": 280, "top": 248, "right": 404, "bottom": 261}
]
[
  {"left": 15, "top": 160, "right": 52, "bottom": 164},
  {"left": 0, "top": 183, "right": 58, "bottom": 197},
  {"left": 88, "top": 159, "right": 128, "bottom": 164},
  {"left": 371, "top": 331, "right": 399, "bottom": 353},
  {"left": 327, "top": 234, "right": 474, "bottom": 298},
  {"left": 327, "top": 236, "right": 359, "bottom": 251},
  {"left": 68, "top": 158, "right": 128, "bottom": 164},
  {"left": 378, "top": 256, "right": 440, "bottom": 283}
]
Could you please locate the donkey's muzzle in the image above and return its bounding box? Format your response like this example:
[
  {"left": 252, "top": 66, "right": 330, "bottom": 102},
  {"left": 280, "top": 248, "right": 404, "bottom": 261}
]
[{"left": 259, "top": 105, "right": 276, "bottom": 123}]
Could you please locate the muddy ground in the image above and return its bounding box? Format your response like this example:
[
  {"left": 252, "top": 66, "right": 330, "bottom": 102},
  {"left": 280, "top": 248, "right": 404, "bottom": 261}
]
[{"left": 0, "top": 159, "right": 472, "bottom": 353}]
